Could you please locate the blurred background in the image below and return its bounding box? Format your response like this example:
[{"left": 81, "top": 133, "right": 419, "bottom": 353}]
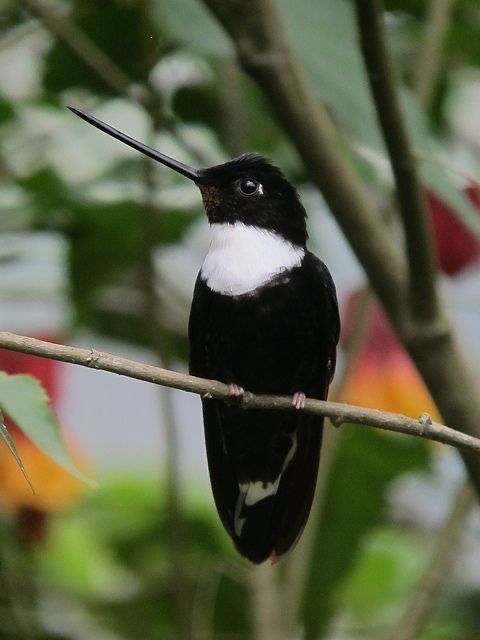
[{"left": 1, "top": 0, "right": 480, "bottom": 638}]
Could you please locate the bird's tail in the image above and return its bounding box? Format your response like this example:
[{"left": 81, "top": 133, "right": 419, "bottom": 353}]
[
  {"left": 204, "top": 399, "right": 323, "bottom": 563},
  {"left": 234, "top": 417, "right": 323, "bottom": 563}
]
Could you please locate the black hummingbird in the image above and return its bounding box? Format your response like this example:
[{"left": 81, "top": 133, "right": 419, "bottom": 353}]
[{"left": 68, "top": 107, "right": 340, "bottom": 564}]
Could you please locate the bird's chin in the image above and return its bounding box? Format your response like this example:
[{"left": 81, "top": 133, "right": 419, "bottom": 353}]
[
  {"left": 199, "top": 184, "right": 220, "bottom": 214},
  {"left": 205, "top": 208, "right": 229, "bottom": 225},
  {"left": 206, "top": 211, "right": 221, "bottom": 224}
]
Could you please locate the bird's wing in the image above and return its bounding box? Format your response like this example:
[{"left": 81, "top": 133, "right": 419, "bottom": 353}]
[
  {"left": 309, "top": 251, "right": 340, "bottom": 385},
  {"left": 188, "top": 274, "right": 210, "bottom": 379},
  {"left": 188, "top": 276, "right": 240, "bottom": 538},
  {"left": 266, "top": 253, "right": 339, "bottom": 560}
]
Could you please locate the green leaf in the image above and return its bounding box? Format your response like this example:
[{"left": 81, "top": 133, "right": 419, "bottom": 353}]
[
  {"left": 0, "top": 409, "right": 34, "bottom": 493},
  {"left": 0, "top": 93, "right": 15, "bottom": 124},
  {"left": 0, "top": 373, "right": 88, "bottom": 482},
  {"left": 299, "top": 425, "right": 430, "bottom": 640},
  {"left": 19, "top": 166, "right": 73, "bottom": 217},
  {"left": 0, "top": 1, "right": 27, "bottom": 33}
]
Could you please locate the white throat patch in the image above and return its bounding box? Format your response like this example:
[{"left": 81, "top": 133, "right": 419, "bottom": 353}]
[{"left": 200, "top": 222, "right": 305, "bottom": 296}]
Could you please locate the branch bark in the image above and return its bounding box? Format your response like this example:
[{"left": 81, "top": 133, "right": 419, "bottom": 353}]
[
  {"left": 353, "top": 0, "right": 439, "bottom": 323},
  {"left": 414, "top": 0, "right": 456, "bottom": 109},
  {"left": 0, "top": 332, "right": 480, "bottom": 456}
]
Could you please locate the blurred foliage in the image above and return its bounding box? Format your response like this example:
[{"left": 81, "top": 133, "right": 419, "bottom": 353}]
[
  {"left": 0, "top": 0, "right": 479, "bottom": 638},
  {"left": 0, "top": 475, "right": 251, "bottom": 639},
  {"left": 385, "top": 0, "right": 480, "bottom": 69},
  {"left": 43, "top": 0, "right": 167, "bottom": 97},
  {"left": 301, "top": 426, "right": 430, "bottom": 638}
]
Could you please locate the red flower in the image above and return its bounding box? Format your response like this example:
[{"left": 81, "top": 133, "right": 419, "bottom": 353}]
[{"left": 427, "top": 185, "right": 480, "bottom": 275}]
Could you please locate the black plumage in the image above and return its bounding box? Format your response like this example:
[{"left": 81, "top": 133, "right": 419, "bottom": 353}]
[
  {"left": 189, "top": 154, "right": 339, "bottom": 562},
  {"left": 190, "top": 253, "right": 338, "bottom": 562},
  {"left": 67, "top": 107, "right": 340, "bottom": 564}
]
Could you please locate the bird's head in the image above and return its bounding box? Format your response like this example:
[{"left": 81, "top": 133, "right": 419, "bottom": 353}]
[
  {"left": 68, "top": 108, "right": 308, "bottom": 247},
  {"left": 197, "top": 154, "right": 307, "bottom": 246}
]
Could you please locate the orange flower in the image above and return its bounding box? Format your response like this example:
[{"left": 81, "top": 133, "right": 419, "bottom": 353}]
[
  {"left": 0, "top": 434, "right": 86, "bottom": 514},
  {"left": 341, "top": 293, "right": 440, "bottom": 422}
]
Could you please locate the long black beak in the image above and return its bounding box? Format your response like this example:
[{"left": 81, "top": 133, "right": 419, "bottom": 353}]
[{"left": 67, "top": 106, "right": 200, "bottom": 182}]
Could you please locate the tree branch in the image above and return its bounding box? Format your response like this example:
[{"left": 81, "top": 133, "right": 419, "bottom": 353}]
[
  {"left": 353, "top": 0, "right": 439, "bottom": 323},
  {"left": 414, "top": 0, "right": 456, "bottom": 109},
  {"left": 0, "top": 332, "right": 480, "bottom": 456}
]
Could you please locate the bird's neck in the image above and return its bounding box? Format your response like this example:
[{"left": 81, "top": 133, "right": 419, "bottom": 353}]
[{"left": 200, "top": 222, "right": 305, "bottom": 296}]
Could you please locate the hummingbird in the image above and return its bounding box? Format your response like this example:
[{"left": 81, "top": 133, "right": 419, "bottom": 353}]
[{"left": 68, "top": 107, "right": 340, "bottom": 564}]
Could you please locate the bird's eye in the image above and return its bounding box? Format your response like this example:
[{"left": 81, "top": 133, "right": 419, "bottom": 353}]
[{"left": 239, "top": 178, "right": 260, "bottom": 195}]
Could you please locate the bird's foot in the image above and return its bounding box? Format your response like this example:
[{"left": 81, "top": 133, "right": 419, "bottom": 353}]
[
  {"left": 227, "top": 383, "right": 245, "bottom": 403},
  {"left": 292, "top": 391, "right": 306, "bottom": 410}
]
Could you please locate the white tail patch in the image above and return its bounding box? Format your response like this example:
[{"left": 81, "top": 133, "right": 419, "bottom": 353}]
[
  {"left": 282, "top": 432, "right": 298, "bottom": 472},
  {"left": 234, "top": 494, "right": 247, "bottom": 536},
  {"left": 233, "top": 433, "right": 299, "bottom": 536},
  {"left": 240, "top": 478, "right": 282, "bottom": 507},
  {"left": 200, "top": 222, "right": 304, "bottom": 296}
]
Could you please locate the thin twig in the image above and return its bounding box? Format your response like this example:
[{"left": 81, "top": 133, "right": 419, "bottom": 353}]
[
  {"left": 353, "top": 0, "right": 439, "bottom": 323},
  {"left": 414, "top": 0, "right": 456, "bottom": 109},
  {"left": 0, "top": 332, "right": 479, "bottom": 456},
  {"left": 251, "top": 565, "right": 288, "bottom": 640},
  {"left": 219, "top": 59, "right": 248, "bottom": 157},
  {"left": 190, "top": 561, "right": 224, "bottom": 640},
  {"left": 390, "top": 482, "right": 475, "bottom": 640}
]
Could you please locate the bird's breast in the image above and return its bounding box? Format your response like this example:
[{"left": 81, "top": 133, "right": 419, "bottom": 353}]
[{"left": 200, "top": 222, "right": 305, "bottom": 296}]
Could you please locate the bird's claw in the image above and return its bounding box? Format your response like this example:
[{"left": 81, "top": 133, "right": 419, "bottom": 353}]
[
  {"left": 292, "top": 391, "right": 306, "bottom": 410},
  {"left": 228, "top": 383, "right": 245, "bottom": 400}
]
